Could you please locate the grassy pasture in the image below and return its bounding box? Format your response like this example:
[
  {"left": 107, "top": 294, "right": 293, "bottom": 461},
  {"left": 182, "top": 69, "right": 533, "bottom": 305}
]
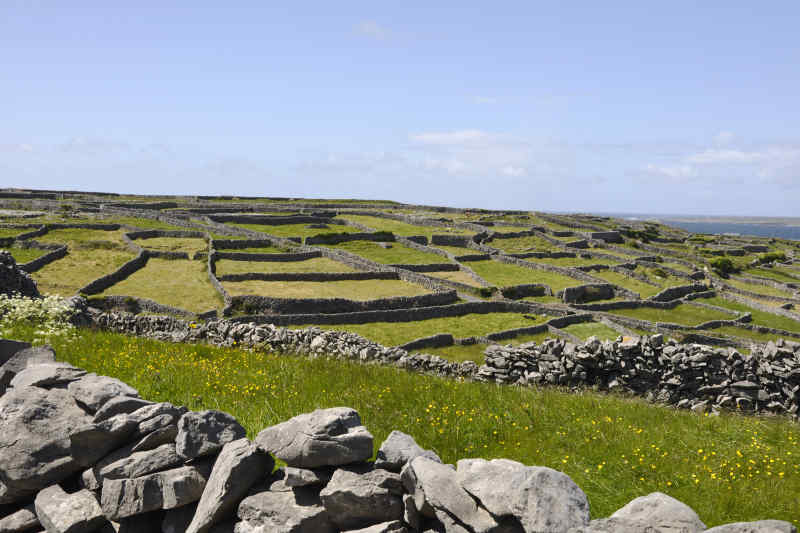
[
  {"left": 0, "top": 227, "right": 29, "bottom": 238},
  {"left": 467, "top": 260, "right": 584, "bottom": 291},
  {"left": 562, "top": 321, "right": 623, "bottom": 340},
  {"left": 100, "top": 258, "right": 223, "bottom": 313},
  {"left": 431, "top": 244, "right": 477, "bottom": 255},
  {"left": 709, "top": 326, "right": 795, "bottom": 344},
  {"left": 4, "top": 246, "right": 47, "bottom": 264},
  {"left": 530, "top": 256, "right": 621, "bottom": 268},
  {"left": 704, "top": 297, "right": 800, "bottom": 334},
  {"left": 424, "top": 270, "right": 485, "bottom": 287},
  {"left": 137, "top": 237, "right": 208, "bottom": 254},
  {"left": 489, "top": 235, "right": 558, "bottom": 254},
  {"left": 326, "top": 240, "right": 451, "bottom": 265},
  {"left": 589, "top": 270, "right": 664, "bottom": 298},
  {"left": 214, "top": 246, "right": 290, "bottom": 253},
  {"left": 297, "top": 312, "right": 547, "bottom": 347},
  {"left": 228, "top": 222, "right": 364, "bottom": 239},
  {"left": 215, "top": 257, "right": 356, "bottom": 275},
  {"left": 98, "top": 217, "right": 189, "bottom": 230},
  {"left": 32, "top": 229, "right": 135, "bottom": 296},
  {"left": 411, "top": 343, "right": 489, "bottom": 363},
  {"left": 743, "top": 267, "right": 800, "bottom": 284},
  {"left": 340, "top": 214, "right": 473, "bottom": 238},
  {"left": 726, "top": 278, "right": 796, "bottom": 298},
  {"left": 607, "top": 304, "right": 737, "bottom": 327},
  {"left": 222, "top": 279, "right": 430, "bottom": 300}
]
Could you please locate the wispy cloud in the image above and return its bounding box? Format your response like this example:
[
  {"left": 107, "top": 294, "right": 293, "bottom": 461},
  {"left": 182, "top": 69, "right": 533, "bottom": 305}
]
[{"left": 355, "top": 20, "right": 390, "bottom": 40}]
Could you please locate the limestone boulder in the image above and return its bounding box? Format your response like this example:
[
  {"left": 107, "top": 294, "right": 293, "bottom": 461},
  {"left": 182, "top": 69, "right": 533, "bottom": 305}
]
[
  {"left": 570, "top": 492, "right": 705, "bottom": 533},
  {"left": 456, "top": 458, "right": 590, "bottom": 532},
  {"left": 0, "top": 503, "right": 40, "bottom": 532},
  {"left": 374, "top": 431, "right": 441, "bottom": 473},
  {"left": 92, "top": 396, "right": 153, "bottom": 423},
  {"left": 185, "top": 438, "right": 273, "bottom": 533},
  {"left": 9, "top": 362, "right": 86, "bottom": 390},
  {"left": 255, "top": 407, "right": 373, "bottom": 468},
  {"left": 400, "top": 456, "right": 498, "bottom": 533},
  {"left": 0, "top": 345, "right": 55, "bottom": 395},
  {"left": 34, "top": 485, "right": 107, "bottom": 533},
  {"left": 100, "top": 463, "right": 212, "bottom": 520},
  {"left": 236, "top": 477, "right": 335, "bottom": 533},
  {"left": 67, "top": 374, "right": 139, "bottom": 414},
  {"left": 704, "top": 521, "right": 797, "bottom": 533},
  {"left": 319, "top": 468, "right": 404, "bottom": 530},
  {"left": 176, "top": 410, "right": 246, "bottom": 460},
  {"left": 0, "top": 386, "right": 92, "bottom": 503}
]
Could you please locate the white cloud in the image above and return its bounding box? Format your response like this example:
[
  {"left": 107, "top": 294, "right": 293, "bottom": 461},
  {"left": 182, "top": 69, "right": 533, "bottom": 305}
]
[
  {"left": 501, "top": 165, "right": 526, "bottom": 177},
  {"left": 355, "top": 20, "right": 390, "bottom": 40},
  {"left": 643, "top": 163, "right": 697, "bottom": 181},
  {"left": 410, "top": 129, "right": 490, "bottom": 145}
]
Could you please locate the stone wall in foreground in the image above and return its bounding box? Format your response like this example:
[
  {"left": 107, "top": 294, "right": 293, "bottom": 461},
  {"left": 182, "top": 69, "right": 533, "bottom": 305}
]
[{"left": 0, "top": 340, "right": 793, "bottom": 532}]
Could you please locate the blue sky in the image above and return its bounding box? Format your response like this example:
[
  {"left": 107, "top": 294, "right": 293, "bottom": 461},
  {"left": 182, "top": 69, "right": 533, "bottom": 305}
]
[{"left": 2, "top": 1, "right": 799, "bottom": 215}]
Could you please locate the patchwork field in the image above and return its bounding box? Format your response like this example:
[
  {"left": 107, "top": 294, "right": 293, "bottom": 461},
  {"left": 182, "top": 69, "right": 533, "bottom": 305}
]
[
  {"left": 223, "top": 279, "right": 431, "bottom": 299},
  {"left": 100, "top": 258, "right": 223, "bottom": 312},
  {"left": 229, "top": 221, "right": 364, "bottom": 239},
  {"left": 215, "top": 256, "right": 356, "bottom": 275},
  {"left": 488, "top": 234, "right": 558, "bottom": 253},
  {"left": 467, "top": 260, "right": 584, "bottom": 290},
  {"left": 325, "top": 240, "right": 451, "bottom": 265},
  {"left": 136, "top": 236, "right": 208, "bottom": 254},
  {"left": 340, "top": 214, "right": 474, "bottom": 238},
  {"left": 608, "top": 304, "right": 736, "bottom": 326}
]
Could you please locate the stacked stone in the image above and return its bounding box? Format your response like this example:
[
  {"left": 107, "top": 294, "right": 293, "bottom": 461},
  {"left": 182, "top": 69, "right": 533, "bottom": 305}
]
[
  {"left": 0, "top": 341, "right": 794, "bottom": 532},
  {"left": 478, "top": 335, "right": 800, "bottom": 417},
  {"left": 0, "top": 250, "right": 40, "bottom": 298}
]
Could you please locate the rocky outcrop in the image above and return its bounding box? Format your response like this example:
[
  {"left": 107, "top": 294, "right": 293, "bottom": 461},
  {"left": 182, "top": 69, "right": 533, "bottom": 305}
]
[
  {"left": 0, "top": 251, "right": 39, "bottom": 298},
  {"left": 0, "top": 341, "right": 795, "bottom": 532}
]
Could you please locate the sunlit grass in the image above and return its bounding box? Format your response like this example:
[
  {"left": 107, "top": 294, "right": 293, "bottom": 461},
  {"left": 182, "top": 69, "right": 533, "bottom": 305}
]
[
  {"left": 468, "top": 260, "right": 584, "bottom": 291},
  {"left": 608, "top": 304, "right": 737, "bottom": 327},
  {"left": 326, "top": 240, "right": 451, "bottom": 265},
  {"left": 215, "top": 257, "right": 356, "bottom": 276},
  {"left": 339, "top": 214, "right": 474, "bottom": 238},
  {"left": 223, "top": 279, "right": 431, "bottom": 300}
]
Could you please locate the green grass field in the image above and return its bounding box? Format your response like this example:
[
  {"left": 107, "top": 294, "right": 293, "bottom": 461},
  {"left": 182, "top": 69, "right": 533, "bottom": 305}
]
[
  {"left": 561, "top": 321, "right": 623, "bottom": 340},
  {"left": 467, "top": 260, "right": 584, "bottom": 291},
  {"left": 0, "top": 227, "right": 29, "bottom": 238},
  {"left": 411, "top": 343, "right": 489, "bottom": 363},
  {"left": 704, "top": 297, "right": 800, "bottom": 334},
  {"left": 488, "top": 235, "right": 558, "bottom": 254},
  {"left": 100, "top": 258, "right": 224, "bottom": 313},
  {"left": 340, "top": 214, "right": 473, "bottom": 238},
  {"left": 708, "top": 325, "right": 795, "bottom": 344},
  {"left": 431, "top": 244, "right": 477, "bottom": 255},
  {"left": 326, "top": 240, "right": 451, "bottom": 265},
  {"left": 726, "top": 278, "right": 796, "bottom": 298},
  {"left": 424, "top": 269, "right": 485, "bottom": 287},
  {"left": 530, "top": 256, "right": 621, "bottom": 268},
  {"left": 98, "top": 216, "right": 189, "bottom": 230},
  {"left": 215, "top": 257, "right": 356, "bottom": 276},
  {"left": 743, "top": 267, "right": 800, "bottom": 284},
  {"left": 214, "top": 245, "right": 290, "bottom": 253},
  {"left": 297, "top": 312, "right": 547, "bottom": 347},
  {"left": 229, "top": 222, "right": 364, "bottom": 239},
  {"left": 590, "top": 270, "right": 664, "bottom": 298},
  {"left": 222, "top": 279, "right": 431, "bottom": 300},
  {"left": 4, "top": 246, "right": 47, "bottom": 264},
  {"left": 137, "top": 236, "right": 208, "bottom": 254},
  {"left": 608, "top": 304, "right": 737, "bottom": 327}
]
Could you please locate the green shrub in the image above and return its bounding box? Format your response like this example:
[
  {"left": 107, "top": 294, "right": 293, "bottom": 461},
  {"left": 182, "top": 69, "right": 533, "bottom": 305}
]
[
  {"left": 710, "top": 257, "right": 739, "bottom": 277},
  {"left": 757, "top": 252, "right": 787, "bottom": 265}
]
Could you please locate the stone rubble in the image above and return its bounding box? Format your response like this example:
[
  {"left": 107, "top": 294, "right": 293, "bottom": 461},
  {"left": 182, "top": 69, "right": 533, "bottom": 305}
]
[{"left": 0, "top": 341, "right": 794, "bottom": 532}]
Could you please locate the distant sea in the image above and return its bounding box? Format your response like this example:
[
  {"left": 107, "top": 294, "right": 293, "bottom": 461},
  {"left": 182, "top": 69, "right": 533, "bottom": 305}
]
[
  {"left": 658, "top": 221, "right": 800, "bottom": 241},
  {"left": 590, "top": 212, "right": 800, "bottom": 241}
]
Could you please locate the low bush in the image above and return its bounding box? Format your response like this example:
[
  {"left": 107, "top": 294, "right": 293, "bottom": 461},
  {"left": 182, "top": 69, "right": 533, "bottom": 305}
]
[
  {"left": 0, "top": 293, "right": 76, "bottom": 343},
  {"left": 710, "top": 257, "right": 739, "bottom": 277}
]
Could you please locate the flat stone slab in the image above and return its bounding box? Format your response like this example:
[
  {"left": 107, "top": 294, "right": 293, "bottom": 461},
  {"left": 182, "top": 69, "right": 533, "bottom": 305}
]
[
  {"left": 67, "top": 374, "right": 139, "bottom": 413},
  {"left": 374, "top": 431, "right": 441, "bottom": 473},
  {"left": 176, "top": 410, "right": 246, "bottom": 460},
  {"left": 34, "top": 485, "right": 107, "bottom": 533},
  {"left": 255, "top": 407, "right": 373, "bottom": 468},
  {"left": 0, "top": 503, "right": 40, "bottom": 532}
]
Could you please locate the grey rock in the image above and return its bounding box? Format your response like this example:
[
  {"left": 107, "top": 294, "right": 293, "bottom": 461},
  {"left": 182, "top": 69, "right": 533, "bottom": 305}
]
[
  {"left": 236, "top": 480, "right": 335, "bottom": 533},
  {"left": 402, "top": 494, "right": 420, "bottom": 531},
  {"left": 186, "top": 439, "right": 273, "bottom": 533},
  {"left": 255, "top": 407, "right": 373, "bottom": 468},
  {"left": 0, "top": 504, "right": 39, "bottom": 532},
  {"left": 34, "top": 485, "right": 107, "bottom": 533},
  {"left": 9, "top": 363, "right": 87, "bottom": 390},
  {"left": 319, "top": 468, "right": 403, "bottom": 530},
  {"left": 176, "top": 411, "right": 246, "bottom": 460},
  {"left": 456, "top": 458, "right": 590, "bottom": 532},
  {"left": 67, "top": 374, "right": 139, "bottom": 414},
  {"left": 97, "top": 443, "right": 183, "bottom": 483},
  {"left": 0, "top": 339, "right": 30, "bottom": 365},
  {"left": 69, "top": 416, "right": 139, "bottom": 468},
  {"left": 131, "top": 425, "right": 179, "bottom": 453},
  {"left": 92, "top": 397, "right": 153, "bottom": 423},
  {"left": 374, "top": 431, "right": 441, "bottom": 472},
  {"left": 0, "top": 345, "right": 55, "bottom": 396},
  {"left": 343, "top": 521, "right": 408, "bottom": 533},
  {"left": 115, "top": 511, "right": 164, "bottom": 533},
  {"left": 704, "top": 521, "right": 797, "bottom": 533},
  {"left": 100, "top": 463, "right": 212, "bottom": 520},
  {"left": 0, "top": 386, "right": 92, "bottom": 503},
  {"left": 583, "top": 492, "right": 704, "bottom": 533},
  {"left": 400, "top": 457, "right": 498, "bottom": 533},
  {"left": 283, "top": 467, "right": 333, "bottom": 488}
]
